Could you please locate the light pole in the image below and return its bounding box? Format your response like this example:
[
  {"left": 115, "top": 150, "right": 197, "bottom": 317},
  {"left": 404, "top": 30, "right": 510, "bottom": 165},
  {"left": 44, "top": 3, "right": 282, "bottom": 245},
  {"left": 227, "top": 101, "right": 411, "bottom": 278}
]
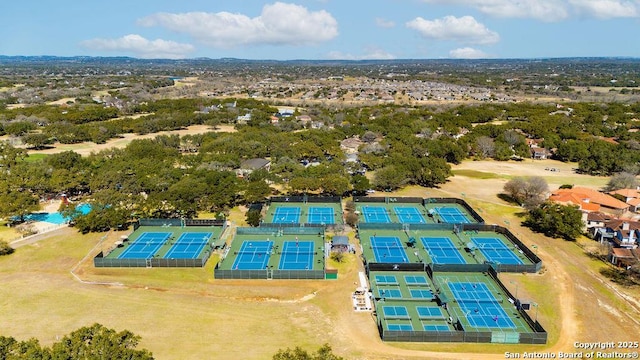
[
  {"left": 532, "top": 244, "right": 538, "bottom": 257},
  {"left": 532, "top": 302, "right": 539, "bottom": 323},
  {"left": 510, "top": 280, "right": 519, "bottom": 300}
]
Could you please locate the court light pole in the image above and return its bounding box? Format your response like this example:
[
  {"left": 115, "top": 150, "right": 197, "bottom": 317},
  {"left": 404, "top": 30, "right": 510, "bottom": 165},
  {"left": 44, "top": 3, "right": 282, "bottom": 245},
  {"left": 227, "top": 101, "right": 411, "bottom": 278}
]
[
  {"left": 510, "top": 280, "right": 519, "bottom": 300},
  {"left": 532, "top": 302, "right": 539, "bottom": 323},
  {"left": 532, "top": 244, "right": 538, "bottom": 257}
]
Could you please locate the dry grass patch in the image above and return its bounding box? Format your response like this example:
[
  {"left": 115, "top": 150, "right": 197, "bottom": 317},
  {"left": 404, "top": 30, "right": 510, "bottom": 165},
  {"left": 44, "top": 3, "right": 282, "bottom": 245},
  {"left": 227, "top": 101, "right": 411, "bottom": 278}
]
[{"left": 0, "top": 229, "right": 355, "bottom": 360}]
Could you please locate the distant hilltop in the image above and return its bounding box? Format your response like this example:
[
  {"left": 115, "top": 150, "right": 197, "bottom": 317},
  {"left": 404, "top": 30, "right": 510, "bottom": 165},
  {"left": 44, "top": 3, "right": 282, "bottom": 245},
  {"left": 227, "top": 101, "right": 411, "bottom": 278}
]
[{"left": 1, "top": 55, "right": 639, "bottom": 65}]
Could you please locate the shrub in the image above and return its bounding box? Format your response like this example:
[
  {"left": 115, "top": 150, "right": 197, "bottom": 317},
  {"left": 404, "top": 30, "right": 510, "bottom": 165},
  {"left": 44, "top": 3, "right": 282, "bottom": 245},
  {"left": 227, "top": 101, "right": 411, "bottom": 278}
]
[{"left": 0, "top": 240, "right": 14, "bottom": 256}]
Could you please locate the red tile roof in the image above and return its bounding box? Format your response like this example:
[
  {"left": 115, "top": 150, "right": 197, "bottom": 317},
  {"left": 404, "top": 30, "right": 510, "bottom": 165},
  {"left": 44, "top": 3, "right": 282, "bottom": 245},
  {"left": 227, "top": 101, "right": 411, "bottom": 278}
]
[
  {"left": 550, "top": 187, "right": 629, "bottom": 210},
  {"left": 609, "top": 188, "right": 640, "bottom": 199},
  {"left": 612, "top": 248, "right": 634, "bottom": 258}
]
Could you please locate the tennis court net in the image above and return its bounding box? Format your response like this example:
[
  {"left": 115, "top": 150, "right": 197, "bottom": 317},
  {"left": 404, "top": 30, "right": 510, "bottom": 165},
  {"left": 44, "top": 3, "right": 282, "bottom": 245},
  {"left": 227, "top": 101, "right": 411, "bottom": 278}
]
[{"left": 279, "top": 250, "right": 316, "bottom": 255}]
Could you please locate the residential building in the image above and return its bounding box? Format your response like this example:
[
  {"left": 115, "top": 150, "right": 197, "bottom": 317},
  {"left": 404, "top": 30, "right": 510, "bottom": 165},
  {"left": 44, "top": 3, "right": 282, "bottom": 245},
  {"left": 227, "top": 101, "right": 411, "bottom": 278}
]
[
  {"left": 549, "top": 187, "right": 629, "bottom": 216},
  {"left": 236, "top": 158, "right": 271, "bottom": 178}
]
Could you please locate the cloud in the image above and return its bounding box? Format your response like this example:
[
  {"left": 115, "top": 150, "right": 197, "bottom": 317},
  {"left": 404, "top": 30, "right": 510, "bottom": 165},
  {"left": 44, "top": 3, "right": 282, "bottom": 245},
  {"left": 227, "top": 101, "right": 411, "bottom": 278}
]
[
  {"left": 449, "top": 47, "right": 490, "bottom": 59},
  {"left": 138, "top": 2, "right": 338, "bottom": 48},
  {"left": 375, "top": 17, "right": 396, "bottom": 28},
  {"left": 327, "top": 47, "right": 396, "bottom": 60},
  {"left": 569, "top": 0, "right": 638, "bottom": 18},
  {"left": 420, "top": 0, "right": 640, "bottom": 21},
  {"left": 80, "top": 34, "right": 194, "bottom": 59},
  {"left": 406, "top": 16, "right": 499, "bottom": 44}
]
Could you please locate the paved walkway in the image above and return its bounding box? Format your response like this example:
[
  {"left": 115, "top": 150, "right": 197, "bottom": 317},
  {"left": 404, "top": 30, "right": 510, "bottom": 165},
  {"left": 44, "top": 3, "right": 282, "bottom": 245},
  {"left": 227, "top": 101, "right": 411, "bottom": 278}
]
[{"left": 9, "top": 224, "right": 72, "bottom": 249}]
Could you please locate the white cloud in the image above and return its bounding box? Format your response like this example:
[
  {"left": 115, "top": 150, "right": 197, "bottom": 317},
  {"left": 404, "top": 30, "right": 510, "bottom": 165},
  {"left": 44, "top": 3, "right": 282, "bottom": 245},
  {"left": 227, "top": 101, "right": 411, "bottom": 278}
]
[
  {"left": 421, "top": 0, "right": 640, "bottom": 21},
  {"left": 80, "top": 34, "right": 194, "bottom": 59},
  {"left": 327, "top": 47, "right": 396, "bottom": 60},
  {"left": 138, "top": 2, "right": 338, "bottom": 48},
  {"left": 375, "top": 17, "right": 396, "bottom": 28},
  {"left": 406, "top": 16, "right": 499, "bottom": 44},
  {"left": 569, "top": 0, "right": 638, "bottom": 18},
  {"left": 449, "top": 47, "right": 490, "bottom": 59}
]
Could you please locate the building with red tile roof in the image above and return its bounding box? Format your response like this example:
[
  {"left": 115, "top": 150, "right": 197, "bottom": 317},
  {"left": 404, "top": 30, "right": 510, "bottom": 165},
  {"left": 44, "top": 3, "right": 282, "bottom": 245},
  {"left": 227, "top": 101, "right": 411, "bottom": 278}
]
[{"left": 549, "top": 187, "right": 629, "bottom": 216}]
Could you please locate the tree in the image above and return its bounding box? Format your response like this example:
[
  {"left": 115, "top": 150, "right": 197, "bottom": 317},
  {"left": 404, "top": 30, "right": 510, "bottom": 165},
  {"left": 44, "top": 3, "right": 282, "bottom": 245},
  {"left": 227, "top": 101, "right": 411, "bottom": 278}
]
[
  {"left": 605, "top": 172, "right": 639, "bottom": 191},
  {"left": 244, "top": 180, "right": 272, "bottom": 204},
  {"left": 475, "top": 136, "right": 495, "bottom": 159},
  {"left": 373, "top": 165, "right": 406, "bottom": 190},
  {"left": 0, "top": 240, "right": 14, "bottom": 256},
  {"left": 0, "top": 189, "right": 39, "bottom": 222},
  {"left": 0, "top": 143, "right": 26, "bottom": 172},
  {"left": 523, "top": 202, "right": 583, "bottom": 240},
  {"left": 503, "top": 176, "right": 549, "bottom": 208},
  {"left": 50, "top": 323, "right": 153, "bottom": 360},
  {"left": 246, "top": 209, "right": 262, "bottom": 227},
  {"left": 272, "top": 343, "right": 343, "bottom": 360},
  {"left": 330, "top": 251, "right": 344, "bottom": 263},
  {"left": 350, "top": 174, "right": 371, "bottom": 195},
  {"left": 361, "top": 131, "right": 377, "bottom": 143},
  {"left": 0, "top": 324, "right": 152, "bottom": 360},
  {"left": 344, "top": 212, "right": 359, "bottom": 227},
  {"left": 71, "top": 205, "right": 130, "bottom": 233},
  {"left": 22, "top": 133, "right": 52, "bottom": 149}
]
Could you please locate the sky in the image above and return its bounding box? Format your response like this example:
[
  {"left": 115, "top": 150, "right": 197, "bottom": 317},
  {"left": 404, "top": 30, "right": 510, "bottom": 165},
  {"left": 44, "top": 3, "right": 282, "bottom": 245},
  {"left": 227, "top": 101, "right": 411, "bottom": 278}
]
[{"left": 1, "top": 0, "right": 640, "bottom": 60}]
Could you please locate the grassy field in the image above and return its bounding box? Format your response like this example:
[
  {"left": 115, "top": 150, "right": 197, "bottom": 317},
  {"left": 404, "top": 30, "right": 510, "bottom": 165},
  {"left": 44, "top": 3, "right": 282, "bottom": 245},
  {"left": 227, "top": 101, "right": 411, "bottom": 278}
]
[
  {"left": 0, "top": 220, "right": 23, "bottom": 243},
  {"left": 0, "top": 229, "right": 349, "bottom": 359}
]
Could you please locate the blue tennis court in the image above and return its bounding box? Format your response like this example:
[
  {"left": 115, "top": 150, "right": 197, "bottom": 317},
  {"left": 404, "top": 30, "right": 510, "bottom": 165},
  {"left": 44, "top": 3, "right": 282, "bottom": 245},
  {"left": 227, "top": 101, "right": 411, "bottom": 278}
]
[
  {"left": 382, "top": 306, "right": 410, "bottom": 319},
  {"left": 388, "top": 324, "right": 413, "bottom": 331},
  {"left": 404, "top": 275, "right": 429, "bottom": 286},
  {"left": 448, "top": 281, "right": 515, "bottom": 329},
  {"left": 362, "top": 206, "right": 391, "bottom": 223},
  {"left": 378, "top": 287, "right": 402, "bottom": 298},
  {"left": 164, "top": 232, "right": 212, "bottom": 259},
  {"left": 417, "top": 306, "right": 445, "bottom": 319},
  {"left": 435, "top": 207, "right": 471, "bottom": 223},
  {"left": 410, "top": 289, "right": 435, "bottom": 299},
  {"left": 375, "top": 274, "right": 399, "bottom": 285},
  {"left": 371, "top": 236, "right": 409, "bottom": 263},
  {"left": 423, "top": 324, "right": 451, "bottom": 331},
  {"left": 421, "top": 237, "right": 466, "bottom": 264},
  {"left": 278, "top": 240, "right": 314, "bottom": 270},
  {"left": 472, "top": 237, "right": 523, "bottom": 265},
  {"left": 307, "top": 207, "right": 335, "bottom": 224},
  {"left": 118, "top": 232, "right": 170, "bottom": 259},
  {"left": 394, "top": 207, "right": 427, "bottom": 223},
  {"left": 273, "top": 207, "right": 301, "bottom": 224},
  {"left": 231, "top": 240, "right": 272, "bottom": 270}
]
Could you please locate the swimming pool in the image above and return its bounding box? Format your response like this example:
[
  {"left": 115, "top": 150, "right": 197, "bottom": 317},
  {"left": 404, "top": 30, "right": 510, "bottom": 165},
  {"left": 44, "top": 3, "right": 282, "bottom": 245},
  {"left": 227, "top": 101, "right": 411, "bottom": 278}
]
[{"left": 20, "top": 203, "right": 92, "bottom": 225}]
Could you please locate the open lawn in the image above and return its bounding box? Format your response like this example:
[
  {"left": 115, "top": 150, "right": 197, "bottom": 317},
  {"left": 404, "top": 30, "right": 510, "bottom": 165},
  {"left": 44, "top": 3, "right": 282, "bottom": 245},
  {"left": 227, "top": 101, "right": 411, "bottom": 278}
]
[
  {"left": 0, "top": 221, "right": 21, "bottom": 242},
  {"left": 1, "top": 158, "right": 640, "bottom": 359}
]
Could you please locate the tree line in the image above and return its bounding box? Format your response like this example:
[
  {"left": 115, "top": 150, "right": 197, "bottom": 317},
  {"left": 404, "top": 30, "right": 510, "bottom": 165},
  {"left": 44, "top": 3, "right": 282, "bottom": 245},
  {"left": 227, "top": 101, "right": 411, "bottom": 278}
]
[{"left": 3, "top": 99, "right": 639, "bottom": 176}]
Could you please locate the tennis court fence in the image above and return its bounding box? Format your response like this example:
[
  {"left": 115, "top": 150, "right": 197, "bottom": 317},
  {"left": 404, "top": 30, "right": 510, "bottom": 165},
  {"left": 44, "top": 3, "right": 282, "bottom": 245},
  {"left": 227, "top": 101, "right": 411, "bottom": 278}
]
[
  {"left": 94, "top": 251, "right": 211, "bottom": 268},
  {"left": 354, "top": 196, "right": 423, "bottom": 204},
  {"left": 268, "top": 195, "right": 341, "bottom": 204},
  {"left": 134, "top": 218, "right": 226, "bottom": 229},
  {"left": 426, "top": 198, "right": 485, "bottom": 224},
  {"left": 214, "top": 265, "right": 325, "bottom": 280},
  {"left": 365, "top": 262, "right": 427, "bottom": 274},
  {"left": 260, "top": 222, "right": 327, "bottom": 228},
  {"left": 430, "top": 263, "right": 491, "bottom": 273},
  {"left": 237, "top": 227, "right": 324, "bottom": 236},
  {"left": 460, "top": 224, "right": 542, "bottom": 273},
  {"left": 358, "top": 223, "right": 403, "bottom": 231},
  {"left": 380, "top": 328, "right": 546, "bottom": 344}
]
